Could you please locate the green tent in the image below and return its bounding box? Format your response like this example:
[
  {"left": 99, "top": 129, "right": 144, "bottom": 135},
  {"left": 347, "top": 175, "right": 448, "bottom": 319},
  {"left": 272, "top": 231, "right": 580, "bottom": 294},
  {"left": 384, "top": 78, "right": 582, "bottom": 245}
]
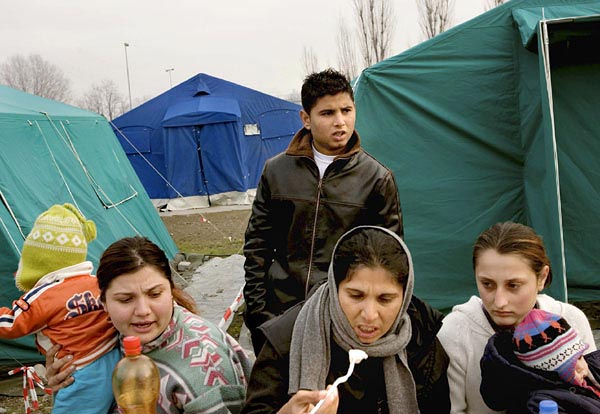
[
  {"left": 353, "top": 0, "right": 600, "bottom": 311},
  {"left": 0, "top": 86, "right": 178, "bottom": 365}
]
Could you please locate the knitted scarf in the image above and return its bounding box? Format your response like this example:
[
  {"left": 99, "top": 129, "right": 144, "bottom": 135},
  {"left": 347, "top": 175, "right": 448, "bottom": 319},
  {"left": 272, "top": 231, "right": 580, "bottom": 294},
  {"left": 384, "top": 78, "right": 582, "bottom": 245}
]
[{"left": 288, "top": 226, "right": 419, "bottom": 414}]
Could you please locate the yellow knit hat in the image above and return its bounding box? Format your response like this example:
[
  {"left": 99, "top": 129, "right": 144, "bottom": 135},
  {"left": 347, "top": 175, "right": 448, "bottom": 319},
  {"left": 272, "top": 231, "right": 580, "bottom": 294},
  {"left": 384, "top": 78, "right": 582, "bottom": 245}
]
[{"left": 15, "top": 203, "right": 97, "bottom": 291}]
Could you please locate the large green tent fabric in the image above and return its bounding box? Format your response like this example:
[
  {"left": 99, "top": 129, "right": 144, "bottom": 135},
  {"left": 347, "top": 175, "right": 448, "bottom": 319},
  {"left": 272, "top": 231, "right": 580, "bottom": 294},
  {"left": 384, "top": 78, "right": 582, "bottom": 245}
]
[
  {"left": 0, "top": 86, "right": 178, "bottom": 364},
  {"left": 353, "top": 0, "right": 600, "bottom": 312}
]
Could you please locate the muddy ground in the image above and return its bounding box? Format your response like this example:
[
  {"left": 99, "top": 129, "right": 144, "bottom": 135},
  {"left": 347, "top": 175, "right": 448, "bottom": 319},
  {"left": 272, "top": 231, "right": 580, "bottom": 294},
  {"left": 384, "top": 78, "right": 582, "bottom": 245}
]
[{"left": 161, "top": 208, "right": 251, "bottom": 256}]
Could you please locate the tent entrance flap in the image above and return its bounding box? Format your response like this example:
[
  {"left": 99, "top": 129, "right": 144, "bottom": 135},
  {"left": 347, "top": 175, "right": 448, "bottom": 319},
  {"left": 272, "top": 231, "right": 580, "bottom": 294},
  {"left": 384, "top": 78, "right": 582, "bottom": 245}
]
[
  {"left": 511, "top": 10, "right": 600, "bottom": 304},
  {"left": 162, "top": 96, "right": 241, "bottom": 127},
  {"left": 542, "top": 17, "right": 600, "bottom": 302}
]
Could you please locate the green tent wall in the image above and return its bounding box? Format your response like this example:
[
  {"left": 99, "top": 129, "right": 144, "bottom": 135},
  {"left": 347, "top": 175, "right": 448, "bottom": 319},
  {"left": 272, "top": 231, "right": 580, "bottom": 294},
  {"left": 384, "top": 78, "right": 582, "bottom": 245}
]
[
  {"left": 353, "top": 0, "right": 600, "bottom": 311},
  {"left": 0, "top": 86, "right": 178, "bottom": 365}
]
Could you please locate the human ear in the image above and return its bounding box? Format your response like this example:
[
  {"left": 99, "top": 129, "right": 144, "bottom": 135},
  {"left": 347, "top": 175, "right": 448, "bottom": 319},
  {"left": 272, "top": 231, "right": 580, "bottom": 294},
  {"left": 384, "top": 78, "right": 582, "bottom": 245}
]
[
  {"left": 300, "top": 110, "right": 311, "bottom": 130},
  {"left": 537, "top": 265, "right": 550, "bottom": 291}
]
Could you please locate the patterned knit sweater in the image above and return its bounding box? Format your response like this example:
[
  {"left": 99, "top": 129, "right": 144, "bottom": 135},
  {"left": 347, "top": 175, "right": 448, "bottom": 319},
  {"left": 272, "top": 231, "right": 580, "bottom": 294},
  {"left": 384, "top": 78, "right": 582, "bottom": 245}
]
[{"left": 138, "top": 304, "right": 252, "bottom": 414}]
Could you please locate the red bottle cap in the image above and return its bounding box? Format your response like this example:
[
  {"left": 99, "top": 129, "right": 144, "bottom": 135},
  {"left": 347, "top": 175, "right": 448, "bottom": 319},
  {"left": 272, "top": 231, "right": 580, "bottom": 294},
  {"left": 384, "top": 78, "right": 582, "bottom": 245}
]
[{"left": 123, "top": 336, "right": 142, "bottom": 356}]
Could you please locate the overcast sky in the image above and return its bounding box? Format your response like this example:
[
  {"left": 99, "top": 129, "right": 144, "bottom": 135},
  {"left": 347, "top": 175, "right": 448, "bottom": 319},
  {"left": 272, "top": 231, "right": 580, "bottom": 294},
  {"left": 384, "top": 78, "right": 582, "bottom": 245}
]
[{"left": 1, "top": 0, "right": 487, "bottom": 103}]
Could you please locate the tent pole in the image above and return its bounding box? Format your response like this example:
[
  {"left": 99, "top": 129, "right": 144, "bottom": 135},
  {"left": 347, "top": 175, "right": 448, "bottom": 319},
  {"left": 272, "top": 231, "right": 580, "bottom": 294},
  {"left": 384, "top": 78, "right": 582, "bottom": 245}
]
[
  {"left": 195, "top": 129, "right": 212, "bottom": 207},
  {"left": 540, "top": 16, "right": 568, "bottom": 302}
]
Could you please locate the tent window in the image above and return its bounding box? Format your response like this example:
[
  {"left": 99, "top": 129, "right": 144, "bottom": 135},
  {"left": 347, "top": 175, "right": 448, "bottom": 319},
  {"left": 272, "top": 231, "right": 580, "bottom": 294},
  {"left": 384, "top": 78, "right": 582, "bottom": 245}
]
[
  {"left": 117, "top": 127, "right": 152, "bottom": 155},
  {"left": 259, "top": 109, "right": 299, "bottom": 140},
  {"left": 244, "top": 124, "right": 260, "bottom": 136}
]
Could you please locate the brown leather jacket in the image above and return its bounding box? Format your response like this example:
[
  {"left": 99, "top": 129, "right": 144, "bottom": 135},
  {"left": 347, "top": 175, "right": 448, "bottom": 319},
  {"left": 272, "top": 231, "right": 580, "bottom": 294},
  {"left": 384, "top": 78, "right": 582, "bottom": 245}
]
[{"left": 243, "top": 128, "right": 403, "bottom": 344}]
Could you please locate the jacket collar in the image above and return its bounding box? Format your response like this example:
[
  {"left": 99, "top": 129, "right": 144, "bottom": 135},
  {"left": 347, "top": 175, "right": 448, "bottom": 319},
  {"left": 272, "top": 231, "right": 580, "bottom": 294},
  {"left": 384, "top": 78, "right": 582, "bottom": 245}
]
[
  {"left": 33, "top": 261, "right": 94, "bottom": 287},
  {"left": 285, "top": 127, "right": 362, "bottom": 159}
]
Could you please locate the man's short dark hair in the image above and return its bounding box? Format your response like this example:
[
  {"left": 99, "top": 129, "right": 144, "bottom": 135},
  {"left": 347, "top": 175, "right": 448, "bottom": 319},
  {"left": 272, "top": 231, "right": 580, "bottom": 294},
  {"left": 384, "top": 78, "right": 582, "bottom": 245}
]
[{"left": 301, "top": 68, "right": 354, "bottom": 113}]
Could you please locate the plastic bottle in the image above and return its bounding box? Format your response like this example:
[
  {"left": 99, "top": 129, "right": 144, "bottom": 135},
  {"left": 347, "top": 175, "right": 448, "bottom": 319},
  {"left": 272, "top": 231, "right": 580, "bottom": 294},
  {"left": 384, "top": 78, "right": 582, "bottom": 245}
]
[
  {"left": 112, "top": 336, "right": 160, "bottom": 414},
  {"left": 538, "top": 399, "right": 558, "bottom": 414}
]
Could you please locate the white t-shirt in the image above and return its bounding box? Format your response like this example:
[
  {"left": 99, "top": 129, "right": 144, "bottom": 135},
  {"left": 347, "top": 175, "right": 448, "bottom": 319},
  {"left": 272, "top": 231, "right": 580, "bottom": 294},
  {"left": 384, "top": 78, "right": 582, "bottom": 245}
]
[{"left": 312, "top": 145, "right": 335, "bottom": 178}]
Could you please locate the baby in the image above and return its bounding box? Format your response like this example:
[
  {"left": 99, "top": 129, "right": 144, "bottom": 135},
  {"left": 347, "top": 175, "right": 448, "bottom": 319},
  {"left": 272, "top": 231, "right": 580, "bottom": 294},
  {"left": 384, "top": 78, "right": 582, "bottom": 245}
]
[
  {"left": 0, "top": 203, "right": 119, "bottom": 414},
  {"left": 512, "top": 308, "right": 600, "bottom": 400}
]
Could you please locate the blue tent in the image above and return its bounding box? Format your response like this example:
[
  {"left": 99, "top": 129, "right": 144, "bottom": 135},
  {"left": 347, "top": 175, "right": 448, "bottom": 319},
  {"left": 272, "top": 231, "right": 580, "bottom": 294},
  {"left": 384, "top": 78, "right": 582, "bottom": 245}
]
[{"left": 112, "top": 74, "right": 302, "bottom": 210}]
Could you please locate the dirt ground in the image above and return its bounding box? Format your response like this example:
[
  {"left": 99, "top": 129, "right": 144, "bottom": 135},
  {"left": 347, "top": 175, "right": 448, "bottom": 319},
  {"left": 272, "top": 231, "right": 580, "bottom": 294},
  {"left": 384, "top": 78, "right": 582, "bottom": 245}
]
[{"left": 160, "top": 208, "right": 252, "bottom": 256}]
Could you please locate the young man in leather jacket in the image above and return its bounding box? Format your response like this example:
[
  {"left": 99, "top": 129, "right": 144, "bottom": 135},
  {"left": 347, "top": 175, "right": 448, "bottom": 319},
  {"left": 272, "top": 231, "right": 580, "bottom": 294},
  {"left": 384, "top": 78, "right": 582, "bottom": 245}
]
[{"left": 243, "top": 68, "right": 403, "bottom": 353}]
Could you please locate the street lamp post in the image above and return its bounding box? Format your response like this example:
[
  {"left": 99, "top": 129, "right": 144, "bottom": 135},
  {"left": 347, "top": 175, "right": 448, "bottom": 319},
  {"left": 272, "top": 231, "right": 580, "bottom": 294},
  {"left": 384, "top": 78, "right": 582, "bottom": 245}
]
[
  {"left": 165, "top": 68, "right": 174, "bottom": 88},
  {"left": 124, "top": 42, "right": 132, "bottom": 110}
]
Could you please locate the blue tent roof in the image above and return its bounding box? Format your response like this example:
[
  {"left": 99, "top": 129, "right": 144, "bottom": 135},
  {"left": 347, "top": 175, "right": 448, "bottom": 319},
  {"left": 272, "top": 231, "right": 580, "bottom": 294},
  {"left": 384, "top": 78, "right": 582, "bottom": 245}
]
[{"left": 112, "top": 73, "right": 302, "bottom": 207}]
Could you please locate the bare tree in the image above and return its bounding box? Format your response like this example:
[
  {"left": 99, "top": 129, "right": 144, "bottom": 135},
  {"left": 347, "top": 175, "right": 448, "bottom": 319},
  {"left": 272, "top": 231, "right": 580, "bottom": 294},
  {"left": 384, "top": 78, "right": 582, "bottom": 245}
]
[
  {"left": 283, "top": 90, "right": 301, "bottom": 105},
  {"left": 301, "top": 46, "right": 319, "bottom": 76},
  {"left": 352, "top": 0, "right": 396, "bottom": 67},
  {"left": 336, "top": 17, "right": 359, "bottom": 80},
  {"left": 417, "top": 0, "right": 455, "bottom": 40},
  {"left": 484, "top": 0, "right": 506, "bottom": 11},
  {"left": 0, "top": 54, "right": 71, "bottom": 102},
  {"left": 78, "top": 79, "right": 127, "bottom": 120}
]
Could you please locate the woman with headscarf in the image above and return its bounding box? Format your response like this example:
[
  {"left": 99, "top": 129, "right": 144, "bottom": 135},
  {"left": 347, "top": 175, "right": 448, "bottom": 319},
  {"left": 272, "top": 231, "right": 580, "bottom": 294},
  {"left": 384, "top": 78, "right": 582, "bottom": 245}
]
[{"left": 242, "top": 226, "right": 450, "bottom": 414}]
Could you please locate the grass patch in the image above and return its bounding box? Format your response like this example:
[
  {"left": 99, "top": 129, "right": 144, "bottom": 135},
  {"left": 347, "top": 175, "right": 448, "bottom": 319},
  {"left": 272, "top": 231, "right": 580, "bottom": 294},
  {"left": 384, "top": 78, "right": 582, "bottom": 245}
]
[
  {"left": 176, "top": 239, "right": 244, "bottom": 256},
  {"left": 226, "top": 304, "right": 245, "bottom": 339}
]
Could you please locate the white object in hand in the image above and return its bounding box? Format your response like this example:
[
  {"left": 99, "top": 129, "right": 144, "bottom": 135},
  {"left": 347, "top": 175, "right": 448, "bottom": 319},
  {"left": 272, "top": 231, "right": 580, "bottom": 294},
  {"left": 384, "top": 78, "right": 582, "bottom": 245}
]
[{"left": 308, "top": 349, "right": 368, "bottom": 414}]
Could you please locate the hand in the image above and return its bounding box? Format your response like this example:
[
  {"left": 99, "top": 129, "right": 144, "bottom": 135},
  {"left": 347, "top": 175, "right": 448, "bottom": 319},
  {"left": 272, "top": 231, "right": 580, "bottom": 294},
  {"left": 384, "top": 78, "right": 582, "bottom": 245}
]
[
  {"left": 45, "top": 344, "right": 75, "bottom": 392},
  {"left": 278, "top": 388, "right": 339, "bottom": 414}
]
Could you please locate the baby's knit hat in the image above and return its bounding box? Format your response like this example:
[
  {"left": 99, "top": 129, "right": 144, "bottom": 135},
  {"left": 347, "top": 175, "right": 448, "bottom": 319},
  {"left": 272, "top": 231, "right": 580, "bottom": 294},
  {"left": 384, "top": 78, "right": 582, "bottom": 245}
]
[
  {"left": 513, "top": 308, "right": 589, "bottom": 384},
  {"left": 15, "top": 203, "right": 96, "bottom": 291}
]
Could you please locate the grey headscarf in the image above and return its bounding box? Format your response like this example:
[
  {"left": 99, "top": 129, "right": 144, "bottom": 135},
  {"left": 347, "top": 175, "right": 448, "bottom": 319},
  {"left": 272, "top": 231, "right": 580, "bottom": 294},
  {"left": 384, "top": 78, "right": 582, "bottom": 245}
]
[{"left": 288, "top": 226, "right": 419, "bottom": 414}]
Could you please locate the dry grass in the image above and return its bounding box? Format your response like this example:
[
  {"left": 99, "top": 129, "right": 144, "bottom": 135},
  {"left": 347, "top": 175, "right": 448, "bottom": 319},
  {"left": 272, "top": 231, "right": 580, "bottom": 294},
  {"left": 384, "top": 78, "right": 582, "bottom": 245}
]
[{"left": 160, "top": 209, "right": 251, "bottom": 255}]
